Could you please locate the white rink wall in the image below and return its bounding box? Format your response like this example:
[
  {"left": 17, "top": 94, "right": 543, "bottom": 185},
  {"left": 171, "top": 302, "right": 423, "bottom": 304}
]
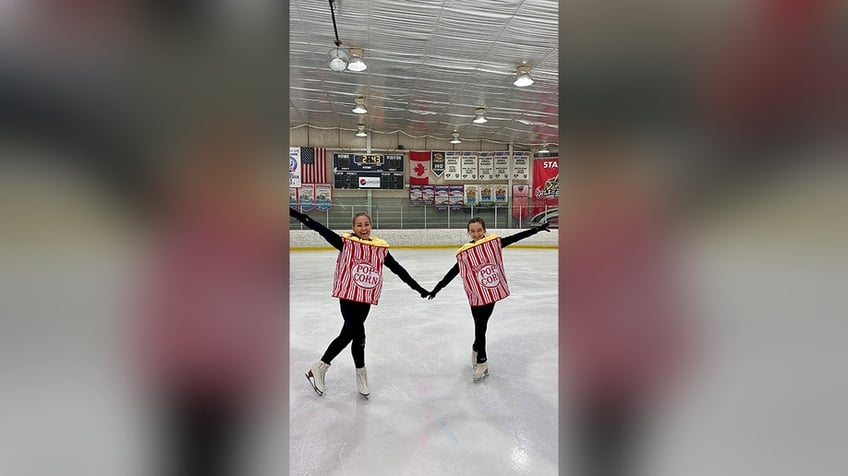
[{"left": 289, "top": 228, "right": 558, "bottom": 249}]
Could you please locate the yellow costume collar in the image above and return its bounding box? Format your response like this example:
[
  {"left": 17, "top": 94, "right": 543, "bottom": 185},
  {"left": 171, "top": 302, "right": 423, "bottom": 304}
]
[
  {"left": 457, "top": 234, "right": 499, "bottom": 254},
  {"left": 342, "top": 233, "right": 389, "bottom": 248}
]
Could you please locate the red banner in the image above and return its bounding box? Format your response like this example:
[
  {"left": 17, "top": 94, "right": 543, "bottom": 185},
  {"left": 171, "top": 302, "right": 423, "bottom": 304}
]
[
  {"left": 532, "top": 157, "right": 558, "bottom": 214},
  {"left": 512, "top": 185, "right": 529, "bottom": 220}
]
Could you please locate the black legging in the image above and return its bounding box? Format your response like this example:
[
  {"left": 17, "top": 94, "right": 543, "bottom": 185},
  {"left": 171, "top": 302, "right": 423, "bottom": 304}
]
[
  {"left": 321, "top": 299, "right": 371, "bottom": 368},
  {"left": 470, "top": 303, "right": 496, "bottom": 363}
]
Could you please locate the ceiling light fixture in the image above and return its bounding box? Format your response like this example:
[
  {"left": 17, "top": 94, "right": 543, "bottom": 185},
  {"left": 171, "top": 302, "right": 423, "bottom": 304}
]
[
  {"left": 472, "top": 107, "right": 488, "bottom": 124},
  {"left": 513, "top": 65, "right": 534, "bottom": 87},
  {"left": 326, "top": 0, "right": 349, "bottom": 72},
  {"left": 328, "top": 46, "right": 349, "bottom": 72},
  {"left": 450, "top": 130, "right": 461, "bottom": 144},
  {"left": 355, "top": 124, "right": 368, "bottom": 137},
  {"left": 352, "top": 97, "right": 367, "bottom": 114},
  {"left": 538, "top": 143, "right": 550, "bottom": 154},
  {"left": 347, "top": 48, "right": 367, "bottom": 72}
]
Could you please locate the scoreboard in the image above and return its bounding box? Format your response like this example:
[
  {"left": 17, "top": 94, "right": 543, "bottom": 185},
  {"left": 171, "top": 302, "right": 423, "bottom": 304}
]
[{"left": 333, "top": 153, "right": 404, "bottom": 189}]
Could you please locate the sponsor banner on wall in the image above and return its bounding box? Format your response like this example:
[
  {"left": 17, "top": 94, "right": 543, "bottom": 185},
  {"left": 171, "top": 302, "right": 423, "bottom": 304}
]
[
  {"left": 444, "top": 151, "right": 462, "bottom": 180},
  {"left": 449, "top": 185, "right": 464, "bottom": 209},
  {"left": 532, "top": 157, "right": 559, "bottom": 213},
  {"left": 512, "top": 184, "right": 530, "bottom": 220},
  {"left": 409, "top": 185, "right": 424, "bottom": 205},
  {"left": 434, "top": 185, "right": 451, "bottom": 209},
  {"left": 289, "top": 187, "right": 297, "bottom": 208},
  {"left": 289, "top": 147, "right": 302, "bottom": 188},
  {"left": 315, "top": 184, "right": 332, "bottom": 211},
  {"left": 512, "top": 151, "right": 530, "bottom": 180},
  {"left": 464, "top": 184, "right": 479, "bottom": 207},
  {"left": 493, "top": 151, "right": 511, "bottom": 180},
  {"left": 358, "top": 175, "right": 381, "bottom": 188},
  {"left": 461, "top": 152, "right": 478, "bottom": 180},
  {"left": 431, "top": 151, "right": 446, "bottom": 177},
  {"left": 421, "top": 185, "right": 435, "bottom": 204},
  {"left": 478, "top": 152, "right": 494, "bottom": 181},
  {"left": 479, "top": 183, "right": 493, "bottom": 205},
  {"left": 299, "top": 183, "right": 315, "bottom": 211},
  {"left": 494, "top": 184, "right": 509, "bottom": 205}
]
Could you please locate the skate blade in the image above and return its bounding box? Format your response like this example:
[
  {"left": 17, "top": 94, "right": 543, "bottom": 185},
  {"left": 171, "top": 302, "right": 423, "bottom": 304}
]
[
  {"left": 473, "top": 370, "right": 489, "bottom": 382},
  {"left": 359, "top": 393, "right": 369, "bottom": 399},
  {"left": 305, "top": 372, "right": 323, "bottom": 396}
]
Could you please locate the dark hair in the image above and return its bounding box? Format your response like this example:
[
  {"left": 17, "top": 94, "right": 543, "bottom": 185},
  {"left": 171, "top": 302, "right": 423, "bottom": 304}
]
[
  {"left": 467, "top": 217, "right": 486, "bottom": 231},
  {"left": 352, "top": 212, "right": 372, "bottom": 226}
]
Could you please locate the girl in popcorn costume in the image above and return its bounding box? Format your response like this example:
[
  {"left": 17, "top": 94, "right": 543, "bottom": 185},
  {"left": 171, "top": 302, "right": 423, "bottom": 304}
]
[
  {"left": 428, "top": 217, "right": 550, "bottom": 380},
  {"left": 290, "top": 208, "right": 429, "bottom": 397}
]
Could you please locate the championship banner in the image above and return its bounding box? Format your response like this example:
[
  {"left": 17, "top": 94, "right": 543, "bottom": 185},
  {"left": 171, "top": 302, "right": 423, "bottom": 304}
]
[
  {"left": 421, "top": 185, "right": 435, "bottom": 204},
  {"left": 449, "top": 185, "right": 464, "bottom": 209},
  {"left": 464, "top": 184, "right": 479, "bottom": 207},
  {"left": 494, "top": 184, "right": 509, "bottom": 205},
  {"left": 444, "top": 151, "right": 462, "bottom": 180},
  {"left": 512, "top": 185, "right": 529, "bottom": 220},
  {"left": 409, "top": 151, "right": 430, "bottom": 185},
  {"left": 512, "top": 151, "right": 530, "bottom": 180},
  {"left": 493, "top": 151, "right": 510, "bottom": 180},
  {"left": 532, "top": 157, "right": 559, "bottom": 214},
  {"left": 434, "top": 185, "right": 450, "bottom": 210},
  {"left": 478, "top": 152, "right": 494, "bottom": 181},
  {"left": 431, "top": 151, "right": 446, "bottom": 177},
  {"left": 479, "top": 183, "right": 493, "bottom": 205},
  {"left": 315, "top": 184, "right": 332, "bottom": 211},
  {"left": 409, "top": 185, "right": 424, "bottom": 205},
  {"left": 461, "top": 151, "right": 478, "bottom": 180},
  {"left": 299, "top": 183, "right": 315, "bottom": 211},
  {"left": 289, "top": 147, "right": 302, "bottom": 188},
  {"left": 289, "top": 187, "right": 297, "bottom": 208}
]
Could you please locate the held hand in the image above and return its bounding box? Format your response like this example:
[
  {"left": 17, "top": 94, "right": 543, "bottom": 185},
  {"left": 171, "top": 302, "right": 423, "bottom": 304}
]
[
  {"left": 419, "top": 289, "right": 430, "bottom": 299},
  {"left": 427, "top": 290, "right": 438, "bottom": 300}
]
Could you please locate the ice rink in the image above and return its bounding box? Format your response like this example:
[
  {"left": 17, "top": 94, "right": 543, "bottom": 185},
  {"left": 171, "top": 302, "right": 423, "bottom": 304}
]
[{"left": 289, "top": 248, "right": 559, "bottom": 476}]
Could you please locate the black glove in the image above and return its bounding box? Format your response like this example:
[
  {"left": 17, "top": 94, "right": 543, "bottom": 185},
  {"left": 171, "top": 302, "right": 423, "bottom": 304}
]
[
  {"left": 418, "top": 288, "right": 429, "bottom": 299},
  {"left": 427, "top": 289, "right": 439, "bottom": 300},
  {"left": 534, "top": 222, "right": 551, "bottom": 232}
]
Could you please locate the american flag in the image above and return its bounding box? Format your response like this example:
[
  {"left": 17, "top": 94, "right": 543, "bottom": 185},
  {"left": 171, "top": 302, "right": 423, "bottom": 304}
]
[{"left": 300, "top": 147, "right": 329, "bottom": 184}]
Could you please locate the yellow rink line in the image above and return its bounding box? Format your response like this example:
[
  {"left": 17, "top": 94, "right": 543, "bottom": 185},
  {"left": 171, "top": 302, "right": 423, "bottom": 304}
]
[{"left": 290, "top": 244, "right": 558, "bottom": 252}]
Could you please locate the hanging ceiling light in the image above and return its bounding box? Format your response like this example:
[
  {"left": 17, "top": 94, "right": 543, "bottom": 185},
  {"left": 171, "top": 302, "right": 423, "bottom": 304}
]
[
  {"left": 538, "top": 143, "right": 550, "bottom": 154},
  {"left": 347, "top": 48, "right": 367, "bottom": 72},
  {"left": 450, "top": 130, "right": 461, "bottom": 144},
  {"left": 326, "top": 0, "right": 349, "bottom": 72},
  {"left": 355, "top": 124, "right": 368, "bottom": 137},
  {"left": 352, "top": 97, "right": 367, "bottom": 114},
  {"left": 513, "top": 65, "right": 534, "bottom": 87},
  {"left": 472, "top": 107, "right": 488, "bottom": 124},
  {"left": 328, "top": 46, "right": 350, "bottom": 72}
]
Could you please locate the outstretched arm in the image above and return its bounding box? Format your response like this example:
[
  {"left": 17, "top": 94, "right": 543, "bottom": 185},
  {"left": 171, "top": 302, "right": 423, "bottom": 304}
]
[
  {"left": 384, "top": 253, "right": 429, "bottom": 298},
  {"left": 500, "top": 222, "right": 550, "bottom": 247},
  {"left": 289, "top": 207, "right": 343, "bottom": 251},
  {"left": 428, "top": 263, "right": 459, "bottom": 300}
]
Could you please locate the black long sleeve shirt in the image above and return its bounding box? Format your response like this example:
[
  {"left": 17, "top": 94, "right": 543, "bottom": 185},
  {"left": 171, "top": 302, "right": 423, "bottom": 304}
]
[
  {"left": 430, "top": 227, "right": 543, "bottom": 296},
  {"left": 290, "top": 208, "right": 427, "bottom": 295}
]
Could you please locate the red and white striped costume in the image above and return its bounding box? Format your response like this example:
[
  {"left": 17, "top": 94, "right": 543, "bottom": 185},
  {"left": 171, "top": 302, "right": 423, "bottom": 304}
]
[
  {"left": 456, "top": 235, "right": 510, "bottom": 306},
  {"left": 331, "top": 234, "right": 390, "bottom": 305}
]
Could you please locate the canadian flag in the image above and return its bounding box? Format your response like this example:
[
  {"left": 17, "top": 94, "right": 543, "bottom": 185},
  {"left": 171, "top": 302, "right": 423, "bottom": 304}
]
[{"left": 409, "top": 151, "right": 430, "bottom": 185}]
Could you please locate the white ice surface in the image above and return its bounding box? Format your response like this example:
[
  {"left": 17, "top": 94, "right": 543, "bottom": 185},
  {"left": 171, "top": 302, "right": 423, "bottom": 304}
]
[{"left": 289, "top": 248, "right": 560, "bottom": 476}]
